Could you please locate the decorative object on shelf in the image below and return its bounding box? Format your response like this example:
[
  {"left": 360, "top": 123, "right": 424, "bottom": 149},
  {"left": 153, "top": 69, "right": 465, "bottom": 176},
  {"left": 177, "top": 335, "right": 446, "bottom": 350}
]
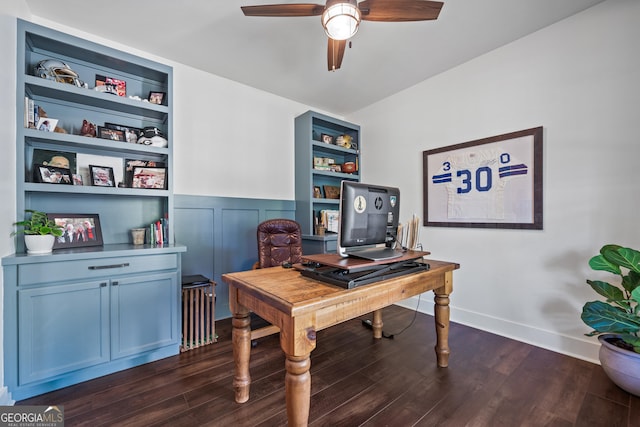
[
  {"left": 11, "top": 209, "right": 64, "bottom": 254},
  {"left": 34, "top": 59, "right": 87, "bottom": 88},
  {"left": 72, "top": 174, "right": 83, "bottom": 185},
  {"left": 323, "top": 185, "right": 340, "bottom": 199},
  {"left": 47, "top": 213, "right": 103, "bottom": 249},
  {"left": 36, "top": 117, "right": 57, "bottom": 132},
  {"left": 124, "top": 159, "right": 165, "bottom": 188},
  {"left": 131, "top": 228, "right": 146, "bottom": 245},
  {"left": 341, "top": 161, "right": 356, "bottom": 173},
  {"left": 137, "top": 127, "right": 168, "bottom": 148},
  {"left": 80, "top": 119, "right": 97, "bottom": 137},
  {"left": 330, "top": 164, "right": 342, "bottom": 172},
  {"left": 36, "top": 106, "right": 66, "bottom": 133},
  {"left": 95, "top": 74, "right": 126, "bottom": 97},
  {"left": 89, "top": 165, "right": 115, "bottom": 187},
  {"left": 148, "top": 91, "right": 166, "bottom": 105},
  {"left": 132, "top": 166, "right": 167, "bottom": 190},
  {"left": 33, "top": 149, "right": 76, "bottom": 174},
  {"left": 581, "top": 244, "right": 640, "bottom": 396},
  {"left": 321, "top": 133, "right": 334, "bottom": 144},
  {"left": 33, "top": 164, "right": 73, "bottom": 185},
  {"left": 104, "top": 122, "right": 141, "bottom": 144},
  {"left": 313, "top": 186, "right": 322, "bottom": 198},
  {"left": 97, "top": 126, "right": 125, "bottom": 141},
  {"left": 336, "top": 134, "right": 352, "bottom": 148},
  {"left": 423, "top": 126, "right": 543, "bottom": 230}
]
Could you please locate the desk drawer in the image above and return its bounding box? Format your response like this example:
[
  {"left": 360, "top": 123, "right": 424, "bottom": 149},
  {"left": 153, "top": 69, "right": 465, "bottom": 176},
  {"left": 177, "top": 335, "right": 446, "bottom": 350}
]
[{"left": 18, "top": 254, "right": 178, "bottom": 286}]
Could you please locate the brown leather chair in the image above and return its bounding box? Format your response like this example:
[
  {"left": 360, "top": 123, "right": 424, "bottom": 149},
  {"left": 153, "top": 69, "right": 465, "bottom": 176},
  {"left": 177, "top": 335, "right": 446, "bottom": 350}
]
[
  {"left": 254, "top": 218, "right": 303, "bottom": 269},
  {"left": 251, "top": 218, "right": 303, "bottom": 340}
]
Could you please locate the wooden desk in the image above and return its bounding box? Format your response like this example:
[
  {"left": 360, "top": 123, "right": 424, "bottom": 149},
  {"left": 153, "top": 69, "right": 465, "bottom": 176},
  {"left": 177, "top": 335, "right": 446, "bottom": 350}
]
[{"left": 223, "top": 258, "right": 459, "bottom": 426}]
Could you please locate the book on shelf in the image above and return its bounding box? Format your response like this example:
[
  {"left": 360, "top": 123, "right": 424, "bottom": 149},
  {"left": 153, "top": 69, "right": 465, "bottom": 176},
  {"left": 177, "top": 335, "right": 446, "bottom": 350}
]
[{"left": 148, "top": 215, "right": 169, "bottom": 246}]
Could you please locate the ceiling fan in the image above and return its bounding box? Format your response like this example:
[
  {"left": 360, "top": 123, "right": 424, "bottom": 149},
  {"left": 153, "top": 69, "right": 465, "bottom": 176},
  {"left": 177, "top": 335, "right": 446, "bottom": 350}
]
[{"left": 241, "top": 0, "right": 443, "bottom": 71}]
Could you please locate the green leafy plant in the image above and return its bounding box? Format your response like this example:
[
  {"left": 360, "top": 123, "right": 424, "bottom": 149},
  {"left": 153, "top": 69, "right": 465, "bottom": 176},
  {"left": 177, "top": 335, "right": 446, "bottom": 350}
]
[
  {"left": 11, "top": 209, "right": 63, "bottom": 237},
  {"left": 582, "top": 244, "right": 640, "bottom": 353}
]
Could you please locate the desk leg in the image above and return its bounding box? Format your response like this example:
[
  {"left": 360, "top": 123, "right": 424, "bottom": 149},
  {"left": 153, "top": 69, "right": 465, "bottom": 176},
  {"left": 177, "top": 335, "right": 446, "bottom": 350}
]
[
  {"left": 434, "top": 271, "right": 453, "bottom": 368},
  {"left": 232, "top": 308, "right": 251, "bottom": 403},
  {"left": 285, "top": 354, "right": 311, "bottom": 427},
  {"left": 372, "top": 309, "right": 383, "bottom": 339}
]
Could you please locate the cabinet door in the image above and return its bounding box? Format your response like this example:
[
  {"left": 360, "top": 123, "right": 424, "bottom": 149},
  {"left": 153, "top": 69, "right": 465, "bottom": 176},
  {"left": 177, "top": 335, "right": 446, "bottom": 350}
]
[
  {"left": 18, "top": 280, "right": 110, "bottom": 385},
  {"left": 110, "top": 272, "right": 178, "bottom": 359}
]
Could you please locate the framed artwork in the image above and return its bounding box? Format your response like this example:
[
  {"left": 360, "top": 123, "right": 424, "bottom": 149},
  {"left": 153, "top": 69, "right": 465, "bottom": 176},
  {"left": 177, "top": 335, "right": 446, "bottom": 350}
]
[
  {"left": 89, "top": 165, "right": 116, "bottom": 187},
  {"left": 423, "top": 127, "right": 543, "bottom": 229},
  {"left": 97, "top": 126, "right": 125, "bottom": 142},
  {"left": 125, "top": 160, "right": 166, "bottom": 187},
  {"left": 104, "top": 122, "right": 142, "bottom": 144},
  {"left": 323, "top": 185, "right": 340, "bottom": 200},
  {"left": 148, "top": 91, "right": 166, "bottom": 105},
  {"left": 313, "top": 186, "right": 323, "bottom": 198},
  {"left": 33, "top": 164, "right": 73, "bottom": 184},
  {"left": 32, "top": 149, "right": 77, "bottom": 174},
  {"left": 48, "top": 213, "right": 103, "bottom": 249},
  {"left": 36, "top": 117, "right": 58, "bottom": 132},
  {"left": 132, "top": 166, "right": 167, "bottom": 189},
  {"left": 95, "top": 74, "right": 126, "bottom": 97}
]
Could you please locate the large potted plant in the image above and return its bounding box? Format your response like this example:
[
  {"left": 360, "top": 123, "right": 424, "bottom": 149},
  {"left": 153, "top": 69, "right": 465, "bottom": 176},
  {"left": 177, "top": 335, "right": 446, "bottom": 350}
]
[
  {"left": 11, "top": 209, "right": 63, "bottom": 254},
  {"left": 582, "top": 244, "right": 640, "bottom": 396}
]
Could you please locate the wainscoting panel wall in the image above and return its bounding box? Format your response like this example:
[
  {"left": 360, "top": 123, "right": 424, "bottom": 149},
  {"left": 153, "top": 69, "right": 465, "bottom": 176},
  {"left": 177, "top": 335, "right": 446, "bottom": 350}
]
[{"left": 174, "top": 195, "right": 295, "bottom": 319}]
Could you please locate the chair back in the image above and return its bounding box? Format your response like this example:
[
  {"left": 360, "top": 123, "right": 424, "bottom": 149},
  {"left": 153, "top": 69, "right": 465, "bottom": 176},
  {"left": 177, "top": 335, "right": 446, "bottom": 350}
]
[{"left": 256, "top": 219, "right": 303, "bottom": 268}]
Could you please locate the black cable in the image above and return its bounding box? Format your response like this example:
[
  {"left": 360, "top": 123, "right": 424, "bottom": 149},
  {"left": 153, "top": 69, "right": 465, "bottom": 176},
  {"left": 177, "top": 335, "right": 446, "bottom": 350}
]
[{"left": 361, "top": 293, "right": 423, "bottom": 339}]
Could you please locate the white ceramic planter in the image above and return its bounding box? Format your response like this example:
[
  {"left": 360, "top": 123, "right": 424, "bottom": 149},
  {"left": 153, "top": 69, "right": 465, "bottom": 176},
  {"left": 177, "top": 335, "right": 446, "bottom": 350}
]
[
  {"left": 598, "top": 334, "right": 640, "bottom": 396},
  {"left": 24, "top": 234, "right": 55, "bottom": 254}
]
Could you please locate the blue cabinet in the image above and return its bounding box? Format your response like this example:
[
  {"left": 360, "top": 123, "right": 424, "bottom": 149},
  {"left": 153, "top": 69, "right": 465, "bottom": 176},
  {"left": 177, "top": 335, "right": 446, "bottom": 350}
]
[{"left": 4, "top": 247, "right": 185, "bottom": 400}]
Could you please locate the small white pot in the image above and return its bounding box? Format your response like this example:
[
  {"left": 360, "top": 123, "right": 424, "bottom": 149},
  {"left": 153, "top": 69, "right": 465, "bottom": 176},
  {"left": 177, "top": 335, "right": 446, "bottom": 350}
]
[{"left": 24, "top": 234, "right": 55, "bottom": 254}]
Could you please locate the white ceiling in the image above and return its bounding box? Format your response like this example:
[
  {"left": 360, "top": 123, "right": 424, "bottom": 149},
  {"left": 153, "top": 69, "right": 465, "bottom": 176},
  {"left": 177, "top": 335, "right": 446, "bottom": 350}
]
[{"left": 24, "top": 0, "right": 604, "bottom": 115}]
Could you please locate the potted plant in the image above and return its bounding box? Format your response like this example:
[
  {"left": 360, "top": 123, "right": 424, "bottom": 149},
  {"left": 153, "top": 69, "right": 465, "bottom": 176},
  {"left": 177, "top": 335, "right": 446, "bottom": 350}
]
[
  {"left": 11, "top": 209, "right": 63, "bottom": 254},
  {"left": 582, "top": 244, "right": 640, "bottom": 396}
]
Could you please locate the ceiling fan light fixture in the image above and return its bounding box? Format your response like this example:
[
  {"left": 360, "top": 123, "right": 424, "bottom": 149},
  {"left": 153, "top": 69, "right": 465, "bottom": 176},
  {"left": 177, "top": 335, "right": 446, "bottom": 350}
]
[{"left": 322, "top": 0, "right": 361, "bottom": 41}]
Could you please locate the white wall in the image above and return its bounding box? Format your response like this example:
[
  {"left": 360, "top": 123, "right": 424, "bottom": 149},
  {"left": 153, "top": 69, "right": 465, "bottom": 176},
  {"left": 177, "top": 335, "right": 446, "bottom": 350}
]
[{"left": 348, "top": 0, "right": 639, "bottom": 363}]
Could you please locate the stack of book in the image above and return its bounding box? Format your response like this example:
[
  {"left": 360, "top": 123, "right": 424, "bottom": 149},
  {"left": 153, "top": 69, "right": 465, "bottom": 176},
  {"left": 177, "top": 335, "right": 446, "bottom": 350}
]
[{"left": 149, "top": 215, "right": 169, "bottom": 245}]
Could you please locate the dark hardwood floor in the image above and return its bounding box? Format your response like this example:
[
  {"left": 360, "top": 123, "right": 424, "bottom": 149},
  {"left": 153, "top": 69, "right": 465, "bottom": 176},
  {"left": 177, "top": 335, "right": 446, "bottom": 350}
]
[{"left": 19, "top": 305, "right": 638, "bottom": 426}]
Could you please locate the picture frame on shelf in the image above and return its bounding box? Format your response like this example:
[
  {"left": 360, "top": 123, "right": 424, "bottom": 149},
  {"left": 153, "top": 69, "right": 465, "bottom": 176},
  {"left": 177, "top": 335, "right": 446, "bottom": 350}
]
[
  {"left": 95, "top": 74, "right": 126, "bottom": 97},
  {"left": 33, "top": 149, "right": 77, "bottom": 174},
  {"left": 132, "top": 166, "right": 167, "bottom": 189},
  {"left": 124, "top": 159, "right": 166, "bottom": 187},
  {"left": 89, "top": 165, "right": 116, "bottom": 187},
  {"left": 313, "top": 186, "right": 323, "bottom": 198},
  {"left": 323, "top": 185, "right": 340, "bottom": 200},
  {"left": 148, "top": 91, "right": 166, "bottom": 105},
  {"left": 330, "top": 164, "right": 342, "bottom": 172},
  {"left": 104, "top": 123, "right": 142, "bottom": 144},
  {"left": 33, "top": 164, "right": 73, "bottom": 185},
  {"left": 48, "top": 213, "right": 103, "bottom": 249},
  {"left": 423, "top": 126, "right": 543, "bottom": 229},
  {"left": 97, "top": 126, "right": 125, "bottom": 142},
  {"left": 36, "top": 117, "right": 58, "bottom": 132},
  {"left": 321, "top": 133, "right": 334, "bottom": 144},
  {"left": 72, "top": 174, "right": 83, "bottom": 185}
]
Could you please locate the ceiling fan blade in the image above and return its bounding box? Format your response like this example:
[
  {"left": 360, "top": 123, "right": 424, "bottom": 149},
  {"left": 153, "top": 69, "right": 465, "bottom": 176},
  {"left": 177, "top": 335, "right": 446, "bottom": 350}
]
[
  {"left": 241, "top": 4, "right": 325, "bottom": 17},
  {"left": 327, "top": 38, "right": 346, "bottom": 71},
  {"left": 358, "top": 0, "right": 443, "bottom": 22}
]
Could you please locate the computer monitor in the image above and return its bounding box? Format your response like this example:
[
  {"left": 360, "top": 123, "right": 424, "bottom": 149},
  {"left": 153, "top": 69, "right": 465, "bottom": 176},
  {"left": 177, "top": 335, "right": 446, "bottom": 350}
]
[{"left": 337, "top": 181, "right": 402, "bottom": 261}]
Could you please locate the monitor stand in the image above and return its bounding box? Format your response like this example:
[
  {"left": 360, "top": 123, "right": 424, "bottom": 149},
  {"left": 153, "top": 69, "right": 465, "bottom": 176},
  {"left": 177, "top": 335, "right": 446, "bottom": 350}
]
[{"left": 347, "top": 247, "right": 403, "bottom": 262}]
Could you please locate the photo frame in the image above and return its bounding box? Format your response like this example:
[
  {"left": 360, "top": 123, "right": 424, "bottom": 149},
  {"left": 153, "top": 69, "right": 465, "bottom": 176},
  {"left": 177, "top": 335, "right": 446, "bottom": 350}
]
[
  {"left": 48, "top": 213, "right": 103, "bottom": 249},
  {"left": 104, "top": 123, "right": 142, "bottom": 144},
  {"left": 32, "top": 149, "right": 77, "bottom": 175},
  {"left": 89, "top": 165, "right": 116, "bottom": 187},
  {"left": 97, "top": 126, "right": 125, "bottom": 142},
  {"left": 321, "top": 133, "right": 334, "bottom": 144},
  {"left": 95, "top": 74, "right": 126, "bottom": 97},
  {"left": 33, "top": 164, "right": 73, "bottom": 184},
  {"left": 423, "top": 127, "right": 543, "bottom": 229},
  {"left": 313, "top": 186, "right": 323, "bottom": 198},
  {"left": 36, "top": 117, "right": 58, "bottom": 132},
  {"left": 148, "top": 91, "right": 166, "bottom": 105},
  {"left": 124, "top": 159, "right": 166, "bottom": 187},
  {"left": 323, "top": 185, "right": 340, "bottom": 200},
  {"left": 132, "top": 166, "right": 167, "bottom": 189},
  {"left": 72, "top": 174, "right": 83, "bottom": 186}
]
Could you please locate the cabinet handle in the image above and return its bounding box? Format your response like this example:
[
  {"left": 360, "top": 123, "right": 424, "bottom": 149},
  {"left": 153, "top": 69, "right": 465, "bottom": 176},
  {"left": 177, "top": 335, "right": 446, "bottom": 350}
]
[
  {"left": 100, "top": 282, "right": 107, "bottom": 287},
  {"left": 88, "top": 263, "right": 130, "bottom": 270},
  {"left": 112, "top": 281, "right": 119, "bottom": 286}
]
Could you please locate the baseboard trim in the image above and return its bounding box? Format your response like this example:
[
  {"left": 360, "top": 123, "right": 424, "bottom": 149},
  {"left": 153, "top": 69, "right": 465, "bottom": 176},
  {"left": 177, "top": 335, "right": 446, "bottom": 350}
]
[
  {"left": 394, "top": 296, "right": 600, "bottom": 365},
  {"left": 0, "top": 386, "right": 15, "bottom": 405}
]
